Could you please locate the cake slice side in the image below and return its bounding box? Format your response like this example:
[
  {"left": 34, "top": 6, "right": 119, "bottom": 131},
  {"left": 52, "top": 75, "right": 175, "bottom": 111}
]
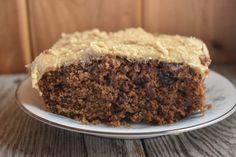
[{"left": 38, "top": 55, "right": 206, "bottom": 126}]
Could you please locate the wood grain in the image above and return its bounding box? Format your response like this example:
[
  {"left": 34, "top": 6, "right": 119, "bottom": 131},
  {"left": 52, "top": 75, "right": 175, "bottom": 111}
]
[
  {"left": 143, "top": 0, "right": 236, "bottom": 63},
  {"left": 0, "top": 65, "right": 236, "bottom": 157},
  {"left": 17, "top": 0, "right": 32, "bottom": 65},
  {"left": 1, "top": 0, "right": 236, "bottom": 74},
  {"left": 142, "top": 65, "right": 236, "bottom": 157},
  {"left": 0, "top": 75, "right": 87, "bottom": 157},
  {"left": 0, "top": 0, "right": 29, "bottom": 74},
  {"left": 0, "top": 75, "right": 145, "bottom": 157},
  {"left": 28, "top": 0, "right": 142, "bottom": 57},
  {"left": 84, "top": 135, "right": 146, "bottom": 157}
]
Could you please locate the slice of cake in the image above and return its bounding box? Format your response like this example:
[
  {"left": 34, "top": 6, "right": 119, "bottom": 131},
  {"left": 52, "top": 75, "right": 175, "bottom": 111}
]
[{"left": 30, "top": 28, "right": 211, "bottom": 126}]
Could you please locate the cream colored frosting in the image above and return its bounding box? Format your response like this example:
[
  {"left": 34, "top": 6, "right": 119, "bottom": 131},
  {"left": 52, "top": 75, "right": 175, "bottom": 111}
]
[{"left": 30, "top": 28, "right": 210, "bottom": 89}]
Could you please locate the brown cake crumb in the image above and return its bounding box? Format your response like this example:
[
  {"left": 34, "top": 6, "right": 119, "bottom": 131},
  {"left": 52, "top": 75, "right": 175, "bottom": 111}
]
[{"left": 38, "top": 55, "right": 206, "bottom": 126}]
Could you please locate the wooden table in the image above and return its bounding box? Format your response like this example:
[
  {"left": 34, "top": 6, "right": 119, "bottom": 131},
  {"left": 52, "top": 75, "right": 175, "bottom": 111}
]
[{"left": 0, "top": 65, "right": 236, "bottom": 157}]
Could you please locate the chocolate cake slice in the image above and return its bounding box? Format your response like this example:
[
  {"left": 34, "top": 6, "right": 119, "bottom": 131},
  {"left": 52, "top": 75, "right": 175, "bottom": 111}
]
[{"left": 30, "top": 28, "right": 211, "bottom": 126}]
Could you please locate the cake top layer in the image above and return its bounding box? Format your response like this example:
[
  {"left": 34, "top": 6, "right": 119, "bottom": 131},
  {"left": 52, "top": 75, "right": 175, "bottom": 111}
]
[{"left": 30, "top": 28, "right": 210, "bottom": 89}]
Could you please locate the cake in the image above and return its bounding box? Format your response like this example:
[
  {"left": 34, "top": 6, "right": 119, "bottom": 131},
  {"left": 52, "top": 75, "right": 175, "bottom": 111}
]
[{"left": 30, "top": 28, "right": 211, "bottom": 126}]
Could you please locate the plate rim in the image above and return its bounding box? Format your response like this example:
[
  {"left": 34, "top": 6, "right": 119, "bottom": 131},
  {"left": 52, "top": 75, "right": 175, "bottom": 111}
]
[{"left": 15, "top": 70, "right": 236, "bottom": 136}]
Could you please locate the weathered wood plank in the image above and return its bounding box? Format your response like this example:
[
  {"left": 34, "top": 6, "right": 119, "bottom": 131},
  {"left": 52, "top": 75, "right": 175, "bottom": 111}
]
[
  {"left": 84, "top": 135, "right": 146, "bottom": 157},
  {"left": 0, "top": 74, "right": 146, "bottom": 157},
  {"left": 143, "top": 122, "right": 236, "bottom": 157},
  {"left": 0, "top": 0, "right": 30, "bottom": 74},
  {"left": 0, "top": 75, "right": 87, "bottom": 157},
  {"left": 0, "top": 65, "right": 236, "bottom": 157},
  {"left": 28, "top": 0, "right": 142, "bottom": 56},
  {"left": 142, "top": 65, "right": 236, "bottom": 157},
  {"left": 143, "top": 0, "right": 236, "bottom": 63}
]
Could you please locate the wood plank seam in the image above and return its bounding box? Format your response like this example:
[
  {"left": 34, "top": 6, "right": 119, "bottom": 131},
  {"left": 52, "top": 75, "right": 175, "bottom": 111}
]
[
  {"left": 16, "top": 0, "right": 32, "bottom": 65},
  {"left": 140, "top": 0, "right": 145, "bottom": 29},
  {"left": 141, "top": 139, "right": 150, "bottom": 157},
  {"left": 82, "top": 134, "right": 89, "bottom": 157},
  {"left": 138, "top": 0, "right": 144, "bottom": 27}
]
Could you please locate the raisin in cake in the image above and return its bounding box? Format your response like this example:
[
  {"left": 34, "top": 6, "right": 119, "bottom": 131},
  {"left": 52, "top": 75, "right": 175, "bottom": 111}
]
[{"left": 30, "top": 28, "right": 211, "bottom": 126}]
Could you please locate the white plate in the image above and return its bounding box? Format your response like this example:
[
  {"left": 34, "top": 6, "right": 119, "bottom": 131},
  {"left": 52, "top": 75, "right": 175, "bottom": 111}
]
[{"left": 16, "top": 71, "right": 236, "bottom": 139}]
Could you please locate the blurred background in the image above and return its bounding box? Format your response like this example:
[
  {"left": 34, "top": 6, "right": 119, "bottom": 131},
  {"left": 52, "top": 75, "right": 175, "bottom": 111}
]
[{"left": 1, "top": 0, "right": 236, "bottom": 74}]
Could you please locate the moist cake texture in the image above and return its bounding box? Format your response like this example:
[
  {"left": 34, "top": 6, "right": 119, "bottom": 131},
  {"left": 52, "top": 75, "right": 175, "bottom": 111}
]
[{"left": 30, "top": 28, "right": 211, "bottom": 126}]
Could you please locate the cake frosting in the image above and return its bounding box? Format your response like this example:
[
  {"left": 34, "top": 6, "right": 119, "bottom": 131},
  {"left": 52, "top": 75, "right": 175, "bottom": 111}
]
[{"left": 30, "top": 28, "right": 210, "bottom": 89}]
